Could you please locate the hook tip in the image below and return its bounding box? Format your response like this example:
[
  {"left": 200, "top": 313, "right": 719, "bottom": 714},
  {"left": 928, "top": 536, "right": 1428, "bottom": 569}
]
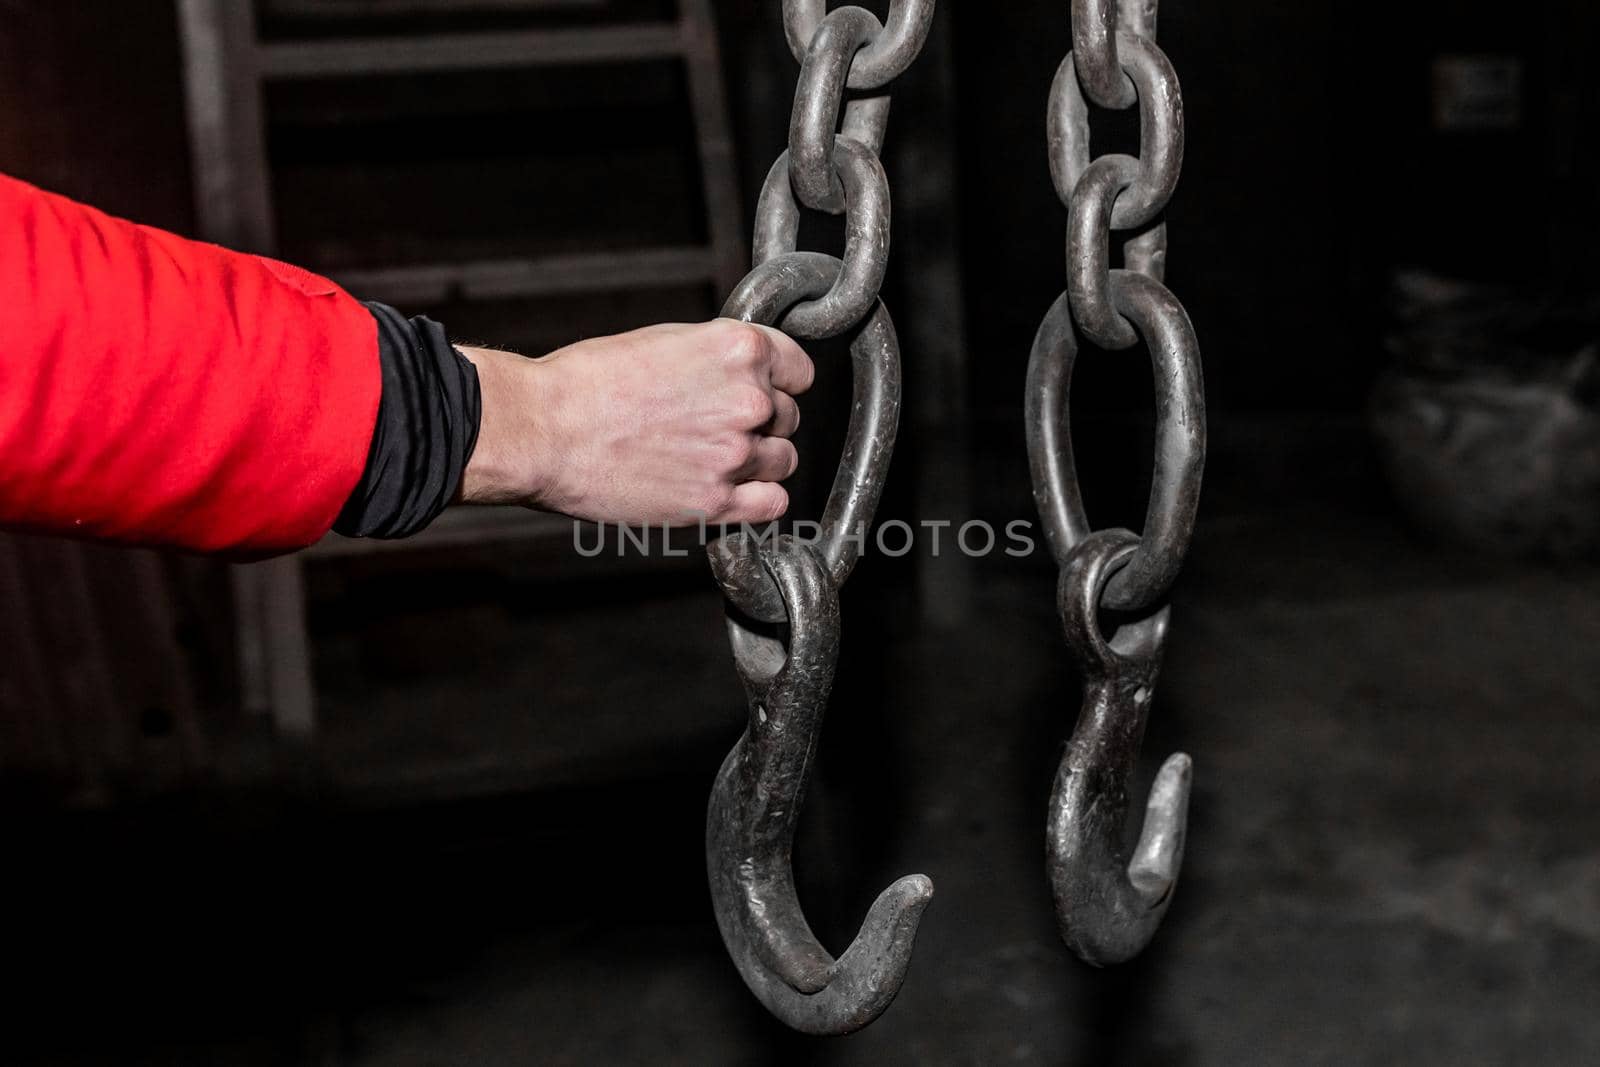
[
  {"left": 1129, "top": 752, "right": 1193, "bottom": 902},
  {"left": 860, "top": 873, "right": 935, "bottom": 936},
  {"left": 836, "top": 873, "right": 934, "bottom": 978},
  {"left": 784, "top": 873, "right": 930, "bottom": 1021}
]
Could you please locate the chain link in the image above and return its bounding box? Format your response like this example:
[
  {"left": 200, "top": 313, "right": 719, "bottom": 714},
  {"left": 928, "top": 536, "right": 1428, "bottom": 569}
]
[
  {"left": 782, "top": 0, "right": 935, "bottom": 90},
  {"left": 1049, "top": 36, "right": 1184, "bottom": 231},
  {"left": 710, "top": 253, "right": 901, "bottom": 624},
  {"left": 753, "top": 140, "right": 891, "bottom": 339},
  {"left": 786, "top": 6, "right": 879, "bottom": 211}
]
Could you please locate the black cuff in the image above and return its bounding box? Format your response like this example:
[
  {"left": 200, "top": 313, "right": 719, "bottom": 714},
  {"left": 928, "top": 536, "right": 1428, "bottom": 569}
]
[{"left": 334, "top": 303, "right": 481, "bottom": 539}]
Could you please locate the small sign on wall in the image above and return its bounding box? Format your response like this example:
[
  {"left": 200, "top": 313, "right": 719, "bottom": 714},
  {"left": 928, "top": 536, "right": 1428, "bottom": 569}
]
[{"left": 1432, "top": 55, "right": 1523, "bottom": 131}]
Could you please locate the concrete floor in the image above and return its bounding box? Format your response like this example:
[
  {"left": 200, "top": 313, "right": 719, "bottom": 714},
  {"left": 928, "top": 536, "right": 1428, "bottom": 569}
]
[{"left": 11, "top": 503, "right": 1600, "bottom": 1065}]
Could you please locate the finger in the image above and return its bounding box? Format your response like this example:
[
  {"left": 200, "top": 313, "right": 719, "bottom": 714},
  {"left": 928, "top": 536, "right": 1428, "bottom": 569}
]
[
  {"left": 751, "top": 323, "right": 815, "bottom": 396},
  {"left": 724, "top": 481, "right": 790, "bottom": 525},
  {"left": 738, "top": 436, "right": 799, "bottom": 483},
  {"left": 766, "top": 391, "right": 801, "bottom": 438}
]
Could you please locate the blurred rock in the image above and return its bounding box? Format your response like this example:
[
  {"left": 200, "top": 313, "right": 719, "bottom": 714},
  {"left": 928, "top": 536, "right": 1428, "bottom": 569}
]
[{"left": 1371, "top": 271, "right": 1600, "bottom": 557}]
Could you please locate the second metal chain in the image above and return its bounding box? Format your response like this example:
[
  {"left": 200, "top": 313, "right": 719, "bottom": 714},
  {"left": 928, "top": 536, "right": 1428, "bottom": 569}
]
[
  {"left": 1027, "top": 0, "right": 1204, "bottom": 967},
  {"left": 1032, "top": 0, "right": 1204, "bottom": 613}
]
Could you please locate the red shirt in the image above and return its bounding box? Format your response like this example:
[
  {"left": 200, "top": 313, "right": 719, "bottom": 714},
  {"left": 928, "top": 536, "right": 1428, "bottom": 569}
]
[{"left": 0, "top": 173, "right": 380, "bottom": 555}]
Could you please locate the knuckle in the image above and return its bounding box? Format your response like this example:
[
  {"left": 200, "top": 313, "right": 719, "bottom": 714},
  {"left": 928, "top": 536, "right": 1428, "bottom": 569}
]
[
  {"left": 717, "top": 320, "right": 770, "bottom": 369},
  {"left": 794, "top": 352, "right": 817, "bottom": 393},
  {"left": 695, "top": 482, "right": 735, "bottom": 520},
  {"left": 713, "top": 432, "right": 754, "bottom": 473},
  {"left": 733, "top": 386, "right": 775, "bottom": 427}
]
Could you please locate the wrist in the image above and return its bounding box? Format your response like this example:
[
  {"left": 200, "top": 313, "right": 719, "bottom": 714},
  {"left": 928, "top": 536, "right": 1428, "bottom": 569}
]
[{"left": 455, "top": 345, "right": 558, "bottom": 509}]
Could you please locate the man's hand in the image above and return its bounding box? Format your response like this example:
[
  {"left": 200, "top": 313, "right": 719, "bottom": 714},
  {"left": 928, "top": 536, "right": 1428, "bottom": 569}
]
[{"left": 456, "top": 320, "right": 815, "bottom": 526}]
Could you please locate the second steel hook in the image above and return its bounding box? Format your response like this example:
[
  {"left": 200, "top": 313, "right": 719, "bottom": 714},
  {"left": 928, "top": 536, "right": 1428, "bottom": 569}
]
[
  {"left": 707, "top": 533, "right": 933, "bottom": 1035},
  {"left": 1047, "top": 528, "right": 1192, "bottom": 966}
]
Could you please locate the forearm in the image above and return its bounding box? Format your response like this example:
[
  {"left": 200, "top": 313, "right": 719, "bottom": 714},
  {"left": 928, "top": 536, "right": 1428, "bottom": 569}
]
[{"left": 0, "top": 172, "right": 379, "bottom": 555}]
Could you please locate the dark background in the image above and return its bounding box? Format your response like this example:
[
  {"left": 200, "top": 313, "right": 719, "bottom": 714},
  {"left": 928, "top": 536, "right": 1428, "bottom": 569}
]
[{"left": 1, "top": 1, "right": 1598, "bottom": 1064}]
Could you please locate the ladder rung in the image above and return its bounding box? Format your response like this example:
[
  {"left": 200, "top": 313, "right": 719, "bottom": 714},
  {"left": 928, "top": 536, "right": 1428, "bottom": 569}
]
[
  {"left": 258, "top": 23, "right": 683, "bottom": 79},
  {"left": 329, "top": 246, "right": 720, "bottom": 304},
  {"left": 265, "top": 0, "right": 604, "bottom": 17}
]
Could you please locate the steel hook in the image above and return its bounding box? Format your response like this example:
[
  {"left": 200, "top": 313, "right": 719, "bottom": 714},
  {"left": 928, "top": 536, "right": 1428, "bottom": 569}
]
[
  {"left": 707, "top": 534, "right": 933, "bottom": 1035},
  {"left": 1048, "top": 528, "right": 1192, "bottom": 966}
]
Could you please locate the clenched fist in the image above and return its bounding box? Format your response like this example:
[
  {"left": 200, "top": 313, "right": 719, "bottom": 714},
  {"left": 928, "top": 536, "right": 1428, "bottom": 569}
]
[{"left": 456, "top": 320, "right": 815, "bottom": 526}]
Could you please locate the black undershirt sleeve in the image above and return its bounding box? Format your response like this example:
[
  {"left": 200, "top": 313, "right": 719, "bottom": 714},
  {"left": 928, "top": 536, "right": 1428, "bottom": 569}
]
[{"left": 334, "top": 302, "right": 482, "bottom": 539}]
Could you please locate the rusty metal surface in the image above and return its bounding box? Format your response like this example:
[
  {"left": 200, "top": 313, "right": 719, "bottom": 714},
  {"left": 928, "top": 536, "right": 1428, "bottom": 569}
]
[
  {"left": 706, "top": 534, "right": 933, "bottom": 1035},
  {"left": 1047, "top": 529, "right": 1191, "bottom": 966},
  {"left": 1027, "top": 0, "right": 1205, "bottom": 965},
  {"left": 781, "top": 0, "right": 935, "bottom": 91},
  {"left": 754, "top": 141, "right": 891, "bottom": 339},
  {"left": 703, "top": 1, "right": 934, "bottom": 1036}
]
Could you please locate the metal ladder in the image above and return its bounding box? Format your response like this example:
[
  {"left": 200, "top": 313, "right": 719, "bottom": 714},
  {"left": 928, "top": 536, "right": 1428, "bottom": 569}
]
[{"left": 175, "top": 0, "right": 746, "bottom": 737}]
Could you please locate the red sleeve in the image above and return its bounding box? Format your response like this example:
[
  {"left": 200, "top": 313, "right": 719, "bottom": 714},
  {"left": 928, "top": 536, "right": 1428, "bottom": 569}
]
[{"left": 0, "top": 173, "right": 380, "bottom": 555}]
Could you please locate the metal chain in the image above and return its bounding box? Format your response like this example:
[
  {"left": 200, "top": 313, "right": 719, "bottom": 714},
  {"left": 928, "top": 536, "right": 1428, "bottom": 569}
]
[
  {"left": 704, "top": 2, "right": 935, "bottom": 1036},
  {"left": 709, "top": 0, "right": 930, "bottom": 616},
  {"left": 1027, "top": 0, "right": 1203, "bottom": 966},
  {"left": 1031, "top": 0, "right": 1204, "bottom": 615}
]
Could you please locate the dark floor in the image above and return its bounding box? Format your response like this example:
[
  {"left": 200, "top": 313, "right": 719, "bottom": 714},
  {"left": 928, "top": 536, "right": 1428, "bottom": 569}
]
[{"left": 9, "top": 502, "right": 1600, "bottom": 1065}]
